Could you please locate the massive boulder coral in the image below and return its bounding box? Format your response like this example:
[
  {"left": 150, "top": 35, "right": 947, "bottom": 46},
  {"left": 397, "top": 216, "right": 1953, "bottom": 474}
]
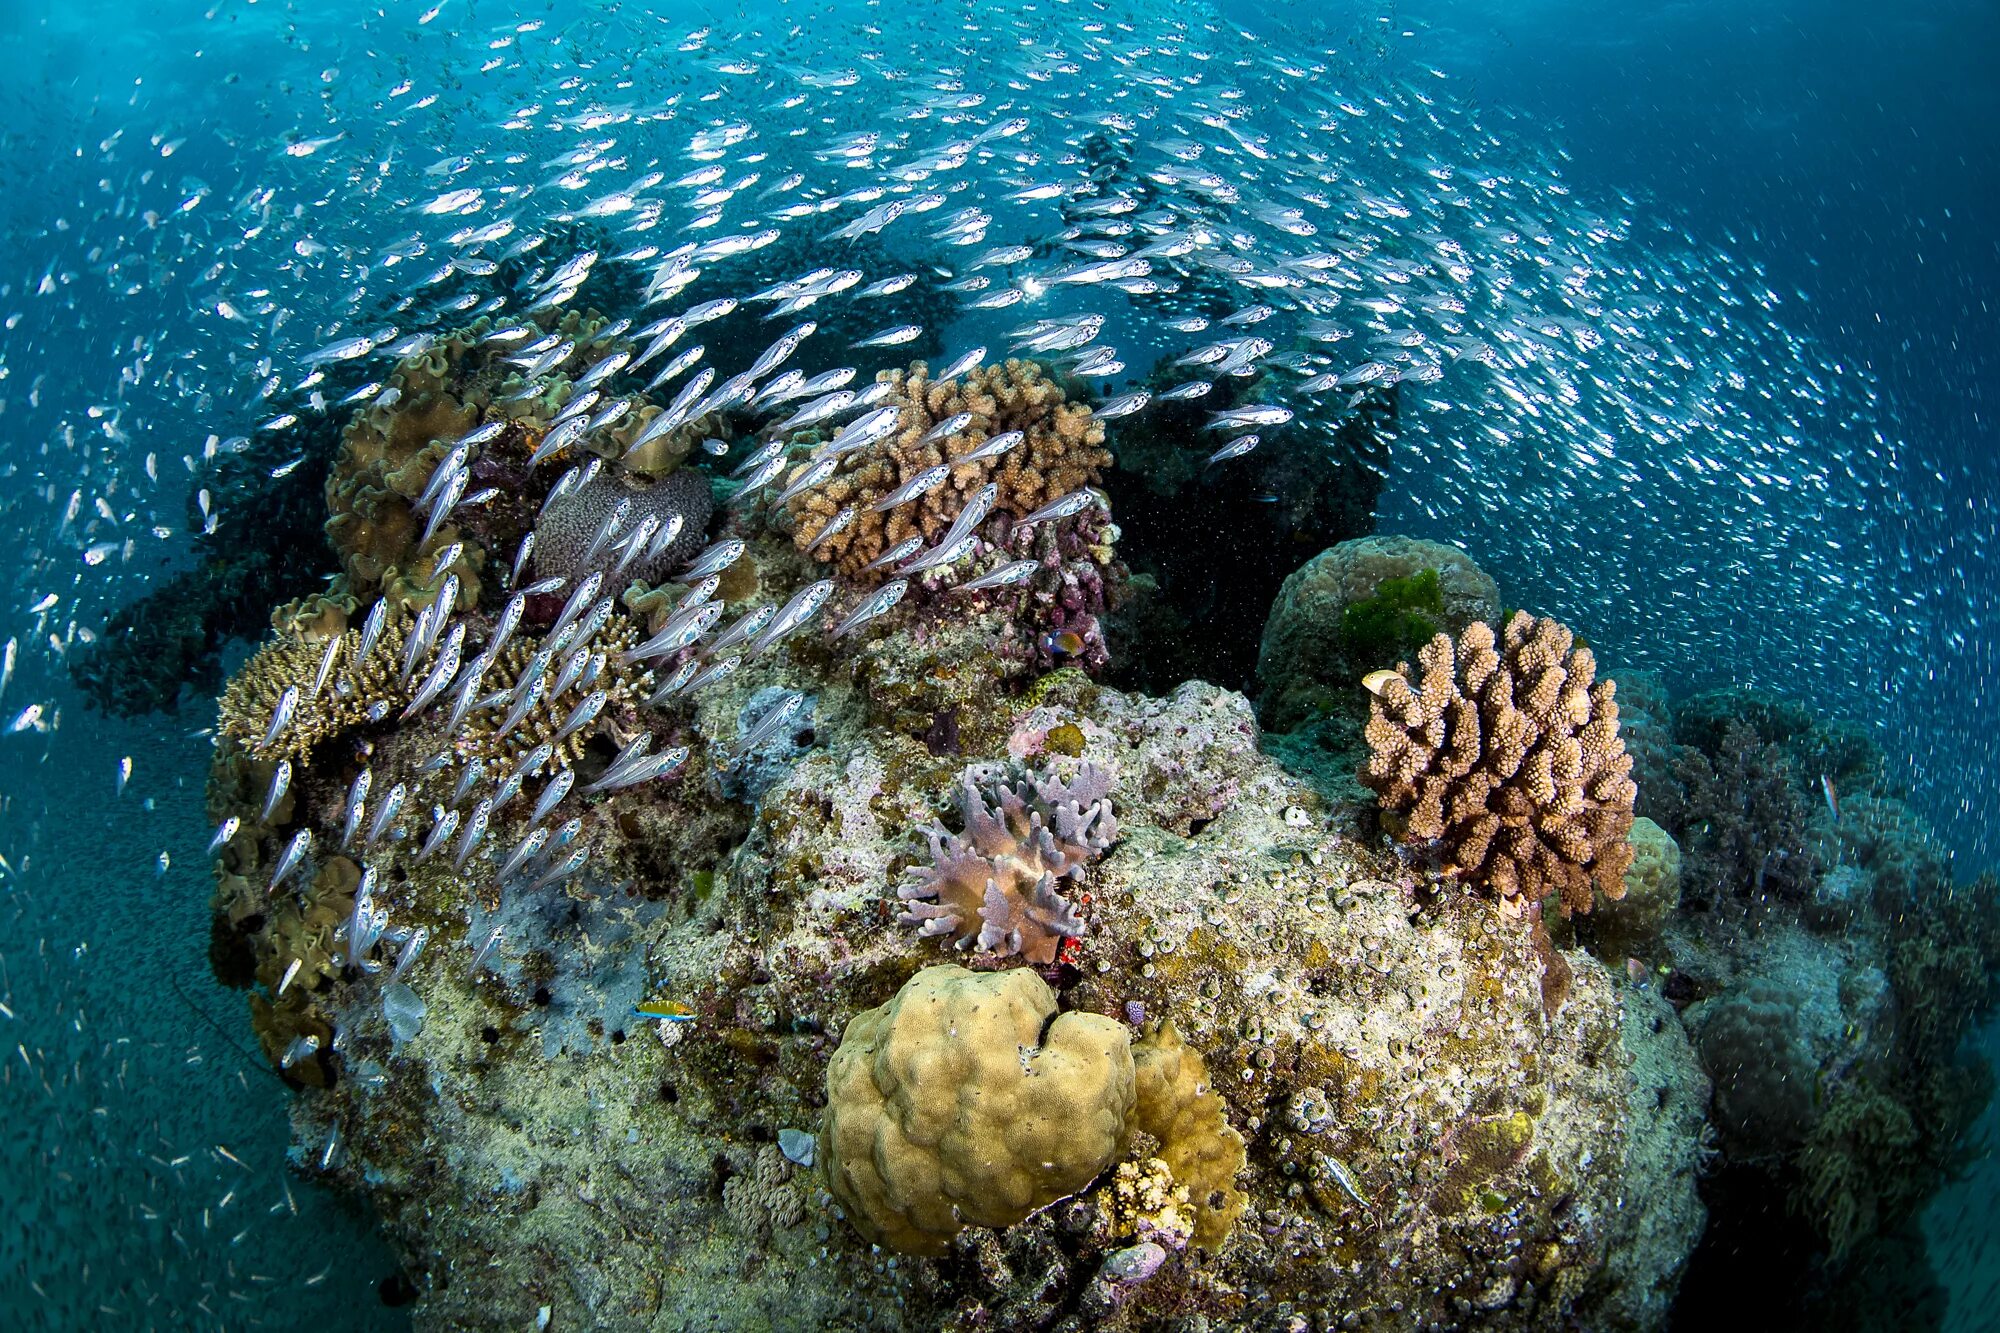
[
  {"left": 820, "top": 965, "right": 1138, "bottom": 1257},
  {"left": 784, "top": 357, "right": 1112, "bottom": 579},
  {"left": 1361, "top": 611, "right": 1637, "bottom": 916},
  {"left": 897, "top": 761, "right": 1118, "bottom": 964},
  {"left": 531, "top": 465, "right": 711, "bottom": 585}
]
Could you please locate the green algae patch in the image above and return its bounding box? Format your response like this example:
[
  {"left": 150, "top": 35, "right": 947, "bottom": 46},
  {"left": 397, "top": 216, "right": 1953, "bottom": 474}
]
[{"left": 1339, "top": 567, "right": 1444, "bottom": 669}]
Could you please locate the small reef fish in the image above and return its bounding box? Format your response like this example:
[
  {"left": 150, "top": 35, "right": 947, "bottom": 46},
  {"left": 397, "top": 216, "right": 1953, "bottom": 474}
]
[
  {"left": 1014, "top": 488, "right": 1101, "bottom": 528},
  {"left": 1206, "top": 434, "right": 1261, "bottom": 465},
  {"left": 749, "top": 580, "right": 836, "bottom": 655},
  {"left": 734, "top": 691, "right": 806, "bottom": 757},
  {"left": 1821, "top": 774, "right": 1841, "bottom": 823},
  {"left": 831, "top": 580, "right": 908, "bottom": 637},
  {"left": 869, "top": 464, "right": 951, "bottom": 512},
  {"left": 952, "top": 559, "right": 1040, "bottom": 593},
  {"left": 1362, "top": 669, "right": 1403, "bottom": 696},
  {"left": 633, "top": 999, "right": 697, "bottom": 1023}
]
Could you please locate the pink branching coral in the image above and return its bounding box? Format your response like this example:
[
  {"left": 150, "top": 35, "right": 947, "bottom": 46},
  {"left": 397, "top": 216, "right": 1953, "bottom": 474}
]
[{"left": 898, "top": 762, "right": 1119, "bottom": 964}]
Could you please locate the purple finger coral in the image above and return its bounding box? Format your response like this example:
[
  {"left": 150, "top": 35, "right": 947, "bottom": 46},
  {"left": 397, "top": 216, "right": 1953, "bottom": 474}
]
[{"left": 898, "top": 761, "right": 1119, "bottom": 964}]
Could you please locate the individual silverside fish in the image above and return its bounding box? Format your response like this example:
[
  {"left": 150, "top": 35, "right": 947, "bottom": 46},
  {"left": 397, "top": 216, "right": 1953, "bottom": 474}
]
[
  {"left": 467, "top": 924, "right": 504, "bottom": 976},
  {"left": 771, "top": 388, "right": 855, "bottom": 432},
  {"left": 491, "top": 768, "right": 527, "bottom": 814},
  {"left": 577, "top": 498, "right": 630, "bottom": 570},
  {"left": 341, "top": 768, "right": 373, "bottom": 849},
  {"left": 820, "top": 405, "right": 903, "bottom": 458},
  {"left": 276, "top": 959, "right": 304, "bottom": 999},
  {"left": 455, "top": 419, "right": 508, "bottom": 449},
  {"left": 549, "top": 572, "right": 605, "bottom": 639},
  {"left": 704, "top": 605, "right": 775, "bottom": 657},
  {"left": 549, "top": 646, "right": 592, "bottom": 702},
  {"left": 935, "top": 346, "right": 987, "bottom": 381},
  {"left": 402, "top": 624, "right": 465, "bottom": 719},
  {"left": 525, "top": 847, "right": 591, "bottom": 894},
  {"left": 544, "top": 817, "right": 584, "bottom": 859},
  {"left": 582, "top": 738, "right": 652, "bottom": 792},
  {"left": 495, "top": 827, "right": 549, "bottom": 884},
  {"left": 415, "top": 807, "right": 459, "bottom": 864},
  {"left": 1206, "top": 434, "right": 1260, "bottom": 466},
  {"left": 682, "top": 654, "right": 742, "bottom": 695},
  {"left": 390, "top": 927, "right": 429, "bottom": 983},
  {"left": 1013, "top": 488, "right": 1102, "bottom": 529},
  {"left": 355, "top": 600, "right": 388, "bottom": 665},
  {"left": 726, "top": 451, "right": 789, "bottom": 506},
  {"left": 677, "top": 538, "right": 746, "bottom": 582},
  {"left": 642, "top": 513, "right": 689, "bottom": 565},
  {"left": 261, "top": 685, "right": 301, "bottom": 751},
  {"left": 863, "top": 542, "right": 926, "bottom": 587},
  {"left": 831, "top": 580, "right": 908, "bottom": 638},
  {"left": 399, "top": 605, "right": 437, "bottom": 686},
  {"left": 805, "top": 507, "right": 855, "bottom": 554},
  {"left": 1092, "top": 390, "right": 1152, "bottom": 421},
  {"left": 553, "top": 689, "right": 608, "bottom": 743},
  {"left": 749, "top": 368, "right": 806, "bottom": 408},
  {"left": 429, "top": 542, "right": 464, "bottom": 581},
  {"left": 509, "top": 744, "right": 555, "bottom": 786},
  {"left": 309, "top": 634, "right": 343, "bottom": 701},
  {"left": 550, "top": 389, "right": 601, "bottom": 428},
  {"left": 588, "top": 746, "right": 690, "bottom": 794},
  {"left": 344, "top": 867, "right": 384, "bottom": 968},
  {"left": 487, "top": 593, "right": 528, "bottom": 661},
  {"left": 415, "top": 443, "right": 472, "bottom": 511},
  {"left": 916, "top": 411, "right": 975, "bottom": 446},
  {"left": 747, "top": 321, "right": 816, "bottom": 381},
  {"left": 792, "top": 367, "right": 857, "bottom": 400},
  {"left": 630, "top": 316, "right": 686, "bottom": 371},
  {"left": 497, "top": 674, "right": 546, "bottom": 740},
  {"left": 748, "top": 580, "right": 836, "bottom": 656},
  {"left": 955, "top": 428, "right": 1023, "bottom": 463},
  {"left": 937, "top": 482, "right": 999, "bottom": 550},
  {"left": 612, "top": 514, "right": 664, "bottom": 573},
  {"left": 900, "top": 531, "right": 979, "bottom": 576},
  {"left": 531, "top": 768, "right": 576, "bottom": 826},
  {"left": 418, "top": 466, "right": 467, "bottom": 548},
  {"left": 641, "top": 344, "right": 706, "bottom": 396},
  {"left": 270, "top": 829, "right": 312, "bottom": 892},
  {"left": 450, "top": 759, "right": 486, "bottom": 807},
  {"left": 366, "top": 782, "right": 407, "bottom": 846},
  {"left": 734, "top": 691, "right": 806, "bottom": 758},
  {"left": 771, "top": 454, "right": 839, "bottom": 507},
  {"left": 952, "top": 559, "right": 1041, "bottom": 593},
  {"left": 280, "top": 1034, "right": 319, "bottom": 1070},
  {"left": 729, "top": 437, "right": 788, "bottom": 478},
  {"left": 261, "top": 760, "right": 293, "bottom": 824},
  {"left": 538, "top": 458, "right": 598, "bottom": 520},
  {"left": 526, "top": 416, "right": 586, "bottom": 471},
  {"left": 1157, "top": 380, "right": 1212, "bottom": 402},
  {"left": 645, "top": 657, "right": 702, "bottom": 704},
  {"left": 869, "top": 464, "right": 951, "bottom": 513},
  {"left": 207, "top": 816, "right": 241, "bottom": 856},
  {"left": 454, "top": 800, "right": 493, "bottom": 871},
  {"left": 518, "top": 574, "right": 566, "bottom": 599}
]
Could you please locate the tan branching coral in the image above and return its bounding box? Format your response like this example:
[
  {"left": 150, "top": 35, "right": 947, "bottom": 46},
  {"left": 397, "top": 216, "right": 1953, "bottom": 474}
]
[
  {"left": 786, "top": 358, "right": 1112, "bottom": 579},
  {"left": 1128, "top": 1021, "right": 1248, "bottom": 1251},
  {"left": 217, "top": 612, "right": 417, "bottom": 765},
  {"left": 897, "top": 762, "right": 1118, "bottom": 964},
  {"left": 820, "top": 965, "right": 1137, "bottom": 1256},
  {"left": 452, "top": 611, "right": 655, "bottom": 777},
  {"left": 1360, "top": 612, "right": 1637, "bottom": 917}
]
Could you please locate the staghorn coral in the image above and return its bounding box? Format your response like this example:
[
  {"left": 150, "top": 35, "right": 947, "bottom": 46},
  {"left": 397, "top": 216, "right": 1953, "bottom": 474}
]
[
  {"left": 532, "top": 465, "right": 711, "bottom": 585},
  {"left": 1127, "top": 1019, "right": 1247, "bottom": 1251},
  {"left": 819, "top": 965, "right": 1137, "bottom": 1257},
  {"left": 1361, "top": 612, "right": 1637, "bottom": 917},
  {"left": 897, "top": 761, "right": 1118, "bottom": 964},
  {"left": 785, "top": 358, "right": 1112, "bottom": 579}
]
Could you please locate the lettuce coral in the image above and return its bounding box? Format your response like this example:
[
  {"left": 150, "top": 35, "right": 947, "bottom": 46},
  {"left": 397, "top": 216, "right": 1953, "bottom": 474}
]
[
  {"left": 1361, "top": 612, "right": 1637, "bottom": 917},
  {"left": 897, "top": 761, "right": 1118, "bottom": 964}
]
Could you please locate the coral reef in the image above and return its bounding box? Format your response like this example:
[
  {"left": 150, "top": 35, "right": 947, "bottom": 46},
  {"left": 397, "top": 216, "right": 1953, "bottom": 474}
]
[
  {"left": 1257, "top": 534, "right": 1499, "bottom": 735},
  {"left": 784, "top": 358, "right": 1111, "bottom": 579},
  {"left": 1125, "top": 1019, "right": 1247, "bottom": 1251},
  {"left": 897, "top": 761, "right": 1118, "bottom": 964},
  {"left": 1672, "top": 719, "right": 1820, "bottom": 909},
  {"left": 819, "top": 965, "right": 1138, "bottom": 1256},
  {"left": 1586, "top": 816, "right": 1683, "bottom": 960},
  {"left": 1361, "top": 612, "right": 1637, "bottom": 916},
  {"left": 531, "top": 466, "right": 711, "bottom": 584}
]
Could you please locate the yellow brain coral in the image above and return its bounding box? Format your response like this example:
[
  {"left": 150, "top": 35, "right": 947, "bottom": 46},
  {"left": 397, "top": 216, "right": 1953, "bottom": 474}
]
[
  {"left": 819, "top": 965, "right": 1137, "bottom": 1256},
  {"left": 785, "top": 358, "right": 1111, "bottom": 579},
  {"left": 1360, "top": 611, "right": 1637, "bottom": 917}
]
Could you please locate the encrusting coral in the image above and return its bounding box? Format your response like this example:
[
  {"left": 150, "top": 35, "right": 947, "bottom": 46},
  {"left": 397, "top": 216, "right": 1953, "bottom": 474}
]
[
  {"left": 1361, "top": 611, "right": 1637, "bottom": 916},
  {"left": 819, "top": 965, "right": 1138, "bottom": 1257},
  {"left": 1126, "top": 1020, "right": 1248, "bottom": 1251},
  {"left": 897, "top": 761, "right": 1118, "bottom": 964},
  {"left": 784, "top": 358, "right": 1112, "bottom": 579}
]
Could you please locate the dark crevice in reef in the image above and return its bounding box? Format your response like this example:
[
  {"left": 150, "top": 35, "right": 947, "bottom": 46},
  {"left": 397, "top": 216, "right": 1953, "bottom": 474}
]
[{"left": 1100, "top": 376, "right": 1396, "bottom": 699}]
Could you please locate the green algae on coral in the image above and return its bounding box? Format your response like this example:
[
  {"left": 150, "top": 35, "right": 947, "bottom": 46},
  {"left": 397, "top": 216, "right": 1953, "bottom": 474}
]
[{"left": 1338, "top": 566, "right": 1445, "bottom": 670}]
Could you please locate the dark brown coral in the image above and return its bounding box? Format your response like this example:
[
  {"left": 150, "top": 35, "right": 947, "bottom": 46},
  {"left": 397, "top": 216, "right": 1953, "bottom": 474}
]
[{"left": 1360, "top": 611, "right": 1636, "bottom": 917}]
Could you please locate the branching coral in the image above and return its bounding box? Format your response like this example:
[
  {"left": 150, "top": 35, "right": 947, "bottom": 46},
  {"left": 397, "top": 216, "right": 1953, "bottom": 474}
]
[
  {"left": 820, "top": 965, "right": 1137, "bottom": 1256},
  {"left": 785, "top": 358, "right": 1112, "bottom": 580},
  {"left": 898, "top": 762, "right": 1118, "bottom": 964},
  {"left": 451, "top": 611, "right": 657, "bottom": 777},
  {"left": 1672, "top": 719, "right": 1819, "bottom": 908},
  {"left": 216, "top": 612, "right": 417, "bottom": 765},
  {"left": 1360, "top": 612, "right": 1636, "bottom": 917}
]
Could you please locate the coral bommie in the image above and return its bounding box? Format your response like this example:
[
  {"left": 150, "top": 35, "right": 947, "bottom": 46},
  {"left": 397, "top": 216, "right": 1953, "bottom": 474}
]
[
  {"left": 533, "top": 466, "right": 712, "bottom": 585},
  {"left": 898, "top": 761, "right": 1118, "bottom": 964},
  {"left": 1361, "top": 611, "right": 1637, "bottom": 916}
]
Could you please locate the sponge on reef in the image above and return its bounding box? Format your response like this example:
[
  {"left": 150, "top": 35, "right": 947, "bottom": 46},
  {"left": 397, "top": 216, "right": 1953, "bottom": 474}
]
[
  {"left": 1361, "top": 611, "right": 1637, "bottom": 916},
  {"left": 819, "top": 965, "right": 1136, "bottom": 1256}
]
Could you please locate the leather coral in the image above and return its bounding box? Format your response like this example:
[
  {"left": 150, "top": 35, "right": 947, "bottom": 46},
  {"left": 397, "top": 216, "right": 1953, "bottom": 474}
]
[{"left": 1360, "top": 611, "right": 1636, "bottom": 916}]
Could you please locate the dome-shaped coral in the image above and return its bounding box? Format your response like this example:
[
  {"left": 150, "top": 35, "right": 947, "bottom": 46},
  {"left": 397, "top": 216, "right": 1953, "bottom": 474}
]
[
  {"left": 897, "top": 761, "right": 1118, "bottom": 964},
  {"left": 820, "top": 965, "right": 1136, "bottom": 1256},
  {"left": 532, "top": 465, "right": 711, "bottom": 586}
]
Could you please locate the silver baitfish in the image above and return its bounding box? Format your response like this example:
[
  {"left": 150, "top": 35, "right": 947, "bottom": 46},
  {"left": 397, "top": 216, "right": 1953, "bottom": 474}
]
[
  {"left": 269, "top": 829, "right": 312, "bottom": 892},
  {"left": 703, "top": 605, "right": 775, "bottom": 657},
  {"left": 952, "top": 559, "right": 1041, "bottom": 593},
  {"left": 831, "top": 580, "right": 908, "bottom": 637},
  {"left": 681, "top": 654, "right": 742, "bottom": 695},
  {"left": 552, "top": 689, "right": 608, "bottom": 743},
  {"left": 526, "top": 847, "right": 591, "bottom": 893},
  {"left": 366, "top": 782, "right": 407, "bottom": 846},
  {"left": 625, "top": 599, "right": 723, "bottom": 662},
  {"left": 676, "top": 538, "right": 746, "bottom": 582},
  {"left": 748, "top": 579, "right": 836, "bottom": 656},
  {"left": 356, "top": 600, "right": 389, "bottom": 665},
  {"left": 261, "top": 685, "right": 300, "bottom": 751},
  {"left": 453, "top": 800, "right": 493, "bottom": 871},
  {"left": 955, "top": 428, "right": 1023, "bottom": 463},
  {"left": 861, "top": 536, "right": 924, "bottom": 574},
  {"left": 416, "top": 807, "right": 460, "bottom": 864},
  {"left": 207, "top": 815, "right": 241, "bottom": 856},
  {"left": 1013, "top": 488, "right": 1102, "bottom": 528},
  {"left": 341, "top": 768, "right": 373, "bottom": 849},
  {"left": 530, "top": 768, "right": 575, "bottom": 826},
  {"left": 868, "top": 464, "right": 951, "bottom": 513},
  {"left": 734, "top": 691, "right": 806, "bottom": 757},
  {"left": 260, "top": 760, "right": 293, "bottom": 824},
  {"left": 495, "top": 827, "right": 549, "bottom": 884}
]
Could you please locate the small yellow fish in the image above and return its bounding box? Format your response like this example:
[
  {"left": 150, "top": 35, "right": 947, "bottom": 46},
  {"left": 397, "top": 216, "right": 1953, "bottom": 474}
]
[
  {"left": 633, "top": 998, "right": 696, "bottom": 1022},
  {"left": 1361, "top": 669, "right": 1402, "bottom": 696}
]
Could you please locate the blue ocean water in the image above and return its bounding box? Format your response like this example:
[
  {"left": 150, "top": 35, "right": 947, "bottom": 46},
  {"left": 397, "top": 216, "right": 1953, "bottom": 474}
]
[{"left": 1, "top": 0, "right": 1993, "bottom": 1328}]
